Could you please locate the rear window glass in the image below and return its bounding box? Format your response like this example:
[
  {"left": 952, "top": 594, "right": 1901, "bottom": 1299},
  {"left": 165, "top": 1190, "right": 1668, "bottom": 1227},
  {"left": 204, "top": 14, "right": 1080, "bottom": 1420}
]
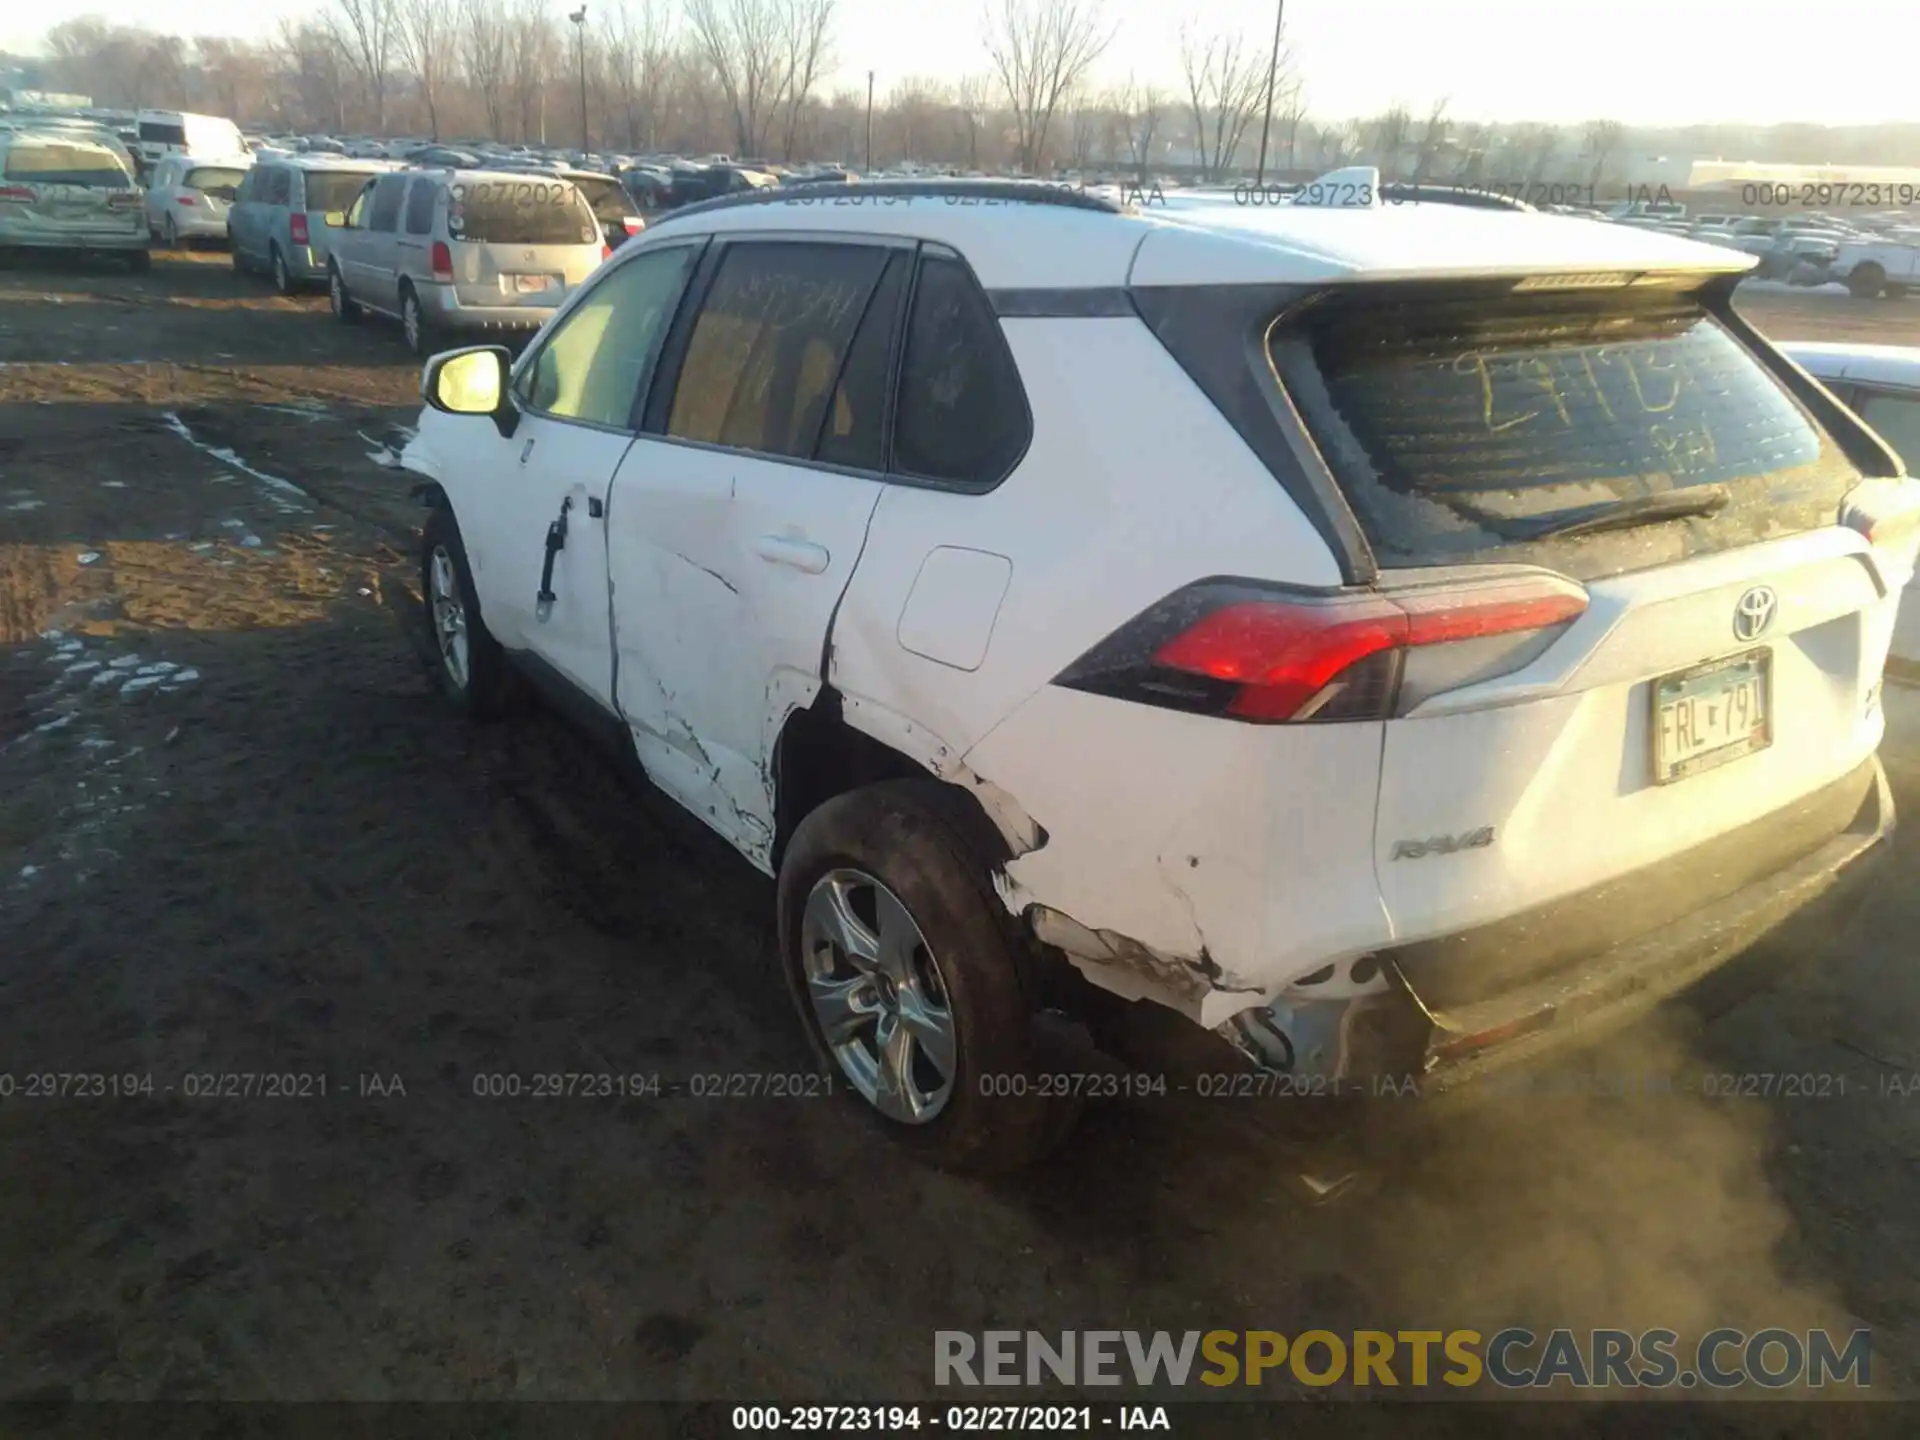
[
  {"left": 1270, "top": 287, "right": 1861, "bottom": 575},
  {"left": 302, "top": 171, "right": 377, "bottom": 213},
  {"left": 185, "top": 166, "right": 247, "bottom": 198},
  {"left": 4, "top": 144, "right": 132, "bottom": 186},
  {"left": 449, "top": 179, "right": 599, "bottom": 245},
  {"left": 139, "top": 120, "right": 187, "bottom": 146}
]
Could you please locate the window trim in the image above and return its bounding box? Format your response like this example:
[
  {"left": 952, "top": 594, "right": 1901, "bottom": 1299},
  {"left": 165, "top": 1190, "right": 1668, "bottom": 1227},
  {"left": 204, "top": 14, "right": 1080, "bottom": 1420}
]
[
  {"left": 510, "top": 236, "right": 710, "bottom": 436},
  {"left": 807, "top": 246, "right": 913, "bottom": 470}
]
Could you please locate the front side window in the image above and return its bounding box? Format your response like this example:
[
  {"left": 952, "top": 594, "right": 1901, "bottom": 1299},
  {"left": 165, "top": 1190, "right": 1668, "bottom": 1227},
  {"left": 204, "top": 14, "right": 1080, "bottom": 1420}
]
[
  {"left": 520, "top": 244, "right": 700, "bottom": 428},
  {"left": 367, "top": 174, "right": 407, "bottom": 232},
  {"left": 666, "top": 241, "right": 890, "bottom": 460},
  {"left": 891, "top": 252, "right": 1031, "bottom": 488}
]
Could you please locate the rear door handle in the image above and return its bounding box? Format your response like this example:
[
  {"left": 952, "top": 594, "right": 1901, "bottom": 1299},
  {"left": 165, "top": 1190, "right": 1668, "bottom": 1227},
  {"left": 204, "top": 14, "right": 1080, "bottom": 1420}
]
[{"left": 754, "top": 535, "right": 830, "bottom": 574}]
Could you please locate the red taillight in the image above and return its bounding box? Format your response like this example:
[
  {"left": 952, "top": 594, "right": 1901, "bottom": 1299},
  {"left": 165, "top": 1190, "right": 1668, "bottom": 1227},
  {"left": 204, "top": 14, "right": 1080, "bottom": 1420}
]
[
  {"left": 289, "top": 212, "right": 310, "bottom": 245},
  {"left": 601, "top": 241, "right": 612, "bottom": 260},
  {"left": 1841, "top": 481, "right": 1920, "bottom": 551},
  {"left": 177, "top": 194, "right": 196, "bottom": 206},
  {"left": 1059, "top": 575, "right": 1589, "bottom": 724},
  {"left": 0, "top": 184, "right": 36, "bottom": 202},
  {"left": 622, "top": 216, "right": 643, "bottom": 233},
  {"left": 430, "top": 240, "right": 453, "bottom": 279}
]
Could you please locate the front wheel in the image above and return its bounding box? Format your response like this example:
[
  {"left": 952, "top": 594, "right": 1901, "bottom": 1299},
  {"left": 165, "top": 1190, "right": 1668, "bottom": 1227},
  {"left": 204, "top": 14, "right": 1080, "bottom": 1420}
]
[
  {"left": 329, "top": 264, "right": 360, "bottom": 323},
  {"left": 421, "top": 506, "right": 509, "bottom": 716},
  {"left": 776, "top": 781, "right": 1076, "bottom": 1175}
]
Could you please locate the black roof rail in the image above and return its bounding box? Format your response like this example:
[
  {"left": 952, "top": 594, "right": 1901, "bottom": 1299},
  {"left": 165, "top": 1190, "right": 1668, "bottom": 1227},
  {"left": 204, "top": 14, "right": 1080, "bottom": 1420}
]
[
  {"left": 657, "top": 177, "right": 1132, "bottom": 224},
  {"left": 1378, "top": 182, "right": 1536, "bottom": 213}
]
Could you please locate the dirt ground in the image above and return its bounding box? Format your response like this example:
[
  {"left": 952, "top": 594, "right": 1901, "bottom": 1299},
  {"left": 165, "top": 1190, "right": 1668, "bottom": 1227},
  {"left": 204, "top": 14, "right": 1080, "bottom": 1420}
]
[{"left": 3, "top": 248, "right": 1920, "bottom": 1423}]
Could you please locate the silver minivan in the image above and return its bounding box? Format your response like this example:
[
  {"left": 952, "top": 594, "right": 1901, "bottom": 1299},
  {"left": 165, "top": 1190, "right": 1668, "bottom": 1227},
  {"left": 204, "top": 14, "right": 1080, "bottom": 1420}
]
[
  {"left": 228, "top": 156, "right": 401, "bottom": 293},
  {"left": 326, "top": 168, "right": 608, "bottom": 353},
  {"left": 0, "top": 130, "right": 149, "bottom": 270}
]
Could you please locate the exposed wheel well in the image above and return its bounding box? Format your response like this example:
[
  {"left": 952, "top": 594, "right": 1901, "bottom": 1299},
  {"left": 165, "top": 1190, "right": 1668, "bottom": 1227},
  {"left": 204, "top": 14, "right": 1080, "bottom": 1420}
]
[{"left": 770, "top": 690, "right": 1013, "bottom": 875}]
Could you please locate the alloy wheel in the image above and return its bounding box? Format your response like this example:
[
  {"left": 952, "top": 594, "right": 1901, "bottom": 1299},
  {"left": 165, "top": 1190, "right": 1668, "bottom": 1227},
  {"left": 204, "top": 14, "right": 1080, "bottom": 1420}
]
[
  {"left": 428, "top": 545, "right": 469, "bottom": 690},
  {"left": 800, "top": 868, "right": 957, "bottom": 1123}
]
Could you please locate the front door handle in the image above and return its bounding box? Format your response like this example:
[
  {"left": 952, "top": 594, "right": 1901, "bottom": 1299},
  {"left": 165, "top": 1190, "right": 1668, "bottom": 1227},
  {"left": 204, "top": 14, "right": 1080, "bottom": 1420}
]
[{"left": 754, "top": 535, "right": 830, "bottom": 574}]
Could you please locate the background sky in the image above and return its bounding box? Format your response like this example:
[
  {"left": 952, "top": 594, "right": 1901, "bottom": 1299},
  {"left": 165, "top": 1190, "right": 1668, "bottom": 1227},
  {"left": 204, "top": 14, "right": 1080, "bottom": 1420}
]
[{"left": 5, "top": 0, "right": 1916, "bottom": 127}]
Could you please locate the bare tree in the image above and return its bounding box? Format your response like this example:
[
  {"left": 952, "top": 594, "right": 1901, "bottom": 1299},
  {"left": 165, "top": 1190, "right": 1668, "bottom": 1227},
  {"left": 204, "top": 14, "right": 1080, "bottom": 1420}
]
[
  {"left": 1410, "top": 97, "right": 1449, "bottom": 182},
  {"left": 460, "top": 0, "right": 511, "bottom": 139},
  {"left": 1112, "top": 75, "right": 1164, "bottom": 180},
  {"left": 955, "top": 73, "right": 992, "bottom": 170},
  {"left": 685, "top": 0, "right": 790, "bottom": 156},
  {"left": 1583, "top": 117, "right": 1624, "bottom": 187},
  {"left": 1178, "top": 22, "right": 1269, "bottom": 182},
  {"left": 507, "top": 0, "right": 558, "bottom": 143},
  {"left": 394, "top": 0, "right": 453, "bottom": 138},
  {"left": 1367, "top": 104, "right": 1412, "bottom": 180},
  {"left": 982, "top": 0, "right": 1113, "bottom": 174},
  {"left": 325, "top": 0, "right": 401, "bottom": 133},
  {"left": 603, "top": 0, "right": 672, "bottom": 149},
  {"left": 778, "top": 0, "right": 835, "bottom": 161},
  {"left": 1451, "top": 119, "right": 1490, "bottom": 183}
]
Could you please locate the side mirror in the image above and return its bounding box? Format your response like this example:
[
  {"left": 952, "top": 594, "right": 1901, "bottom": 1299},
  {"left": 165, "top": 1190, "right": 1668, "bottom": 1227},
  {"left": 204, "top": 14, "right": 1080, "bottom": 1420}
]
[
  {"left": 421, "top": 345, "right": 519, "bottom": 439},
  {"left": 323, "top": 210, "right": 347, "bottom": 227}
]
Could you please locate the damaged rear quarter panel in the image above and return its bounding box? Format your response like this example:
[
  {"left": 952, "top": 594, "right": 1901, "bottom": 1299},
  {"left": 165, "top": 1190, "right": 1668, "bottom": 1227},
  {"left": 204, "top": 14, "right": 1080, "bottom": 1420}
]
[{"left": 963, "top": 684, "right": 1397, "bottom": 1027}]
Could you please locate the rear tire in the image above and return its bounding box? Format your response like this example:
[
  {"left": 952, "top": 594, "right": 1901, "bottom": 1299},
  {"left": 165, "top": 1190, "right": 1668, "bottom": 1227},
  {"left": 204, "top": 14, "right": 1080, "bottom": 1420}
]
[
  {"left": 328, "top": 263, "right": 360, "bottom": 323},
  {"left": 401, "top": 283, "right": 432, "bottom": 356},
  {"left": 127, "top": 249, "right": 151, "bottom": 275},
  {"left": 776, "top": 780, "right": 1076, "bottom": 1176},
  {"left": 162, "top": 214, "right": 178, "bottom": 250},
  {"left": 421, "top": 506, "right": 509, "bottom": 717},
  {"left": 1847, "top": 263, "right": 1886, "bottom": 300},
  {"left": 271, "top": 245, "right": 294, "bottom": 296}
]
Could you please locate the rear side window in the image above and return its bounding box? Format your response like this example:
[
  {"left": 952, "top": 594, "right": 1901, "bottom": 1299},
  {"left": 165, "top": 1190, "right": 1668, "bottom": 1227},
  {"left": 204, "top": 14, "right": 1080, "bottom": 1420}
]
[
  {"left": 1857, "top": 391, "right": 1920, "bottom": 473},
  {"left": 449, "top": 179, "right": 598, "bottom": 245},
  {"left": 301, "top": 171, "right": 370, "bottom": 213},
  {"left": 1270, "top": 286, "right": 1862, "bottom": 576},
  {"left": 815, "top": 252, "right": 910, "bottom": 470},
  {"left": 185, "top": 166, "right": 246, "bottom": 199},
  {"left": 892, "top": 253, "right": 1030, "bottom": 488},
  {"left": 404, "top": 178, "right": 438, "bottom": 235},
  {"left": 367, "top": 174, "right": 407, "bottom": 232},
  {"left": 3, "top": 144, "right": 132, "bottom": 187},
  {"left": 666, "top": 242, "right": 889, "bottom": 460}
]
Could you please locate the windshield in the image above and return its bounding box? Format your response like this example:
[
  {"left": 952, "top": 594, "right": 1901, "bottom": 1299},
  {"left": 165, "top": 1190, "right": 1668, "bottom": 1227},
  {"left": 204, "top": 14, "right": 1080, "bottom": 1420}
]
[
  {"left": 4, "top": 142, "right": 133, "bottom": 187},
  {"left": 449, "top": 178, "right": 600, "bottom": 245},
  {"left": 185, "top": 166, "right": 247, "bottom": 199},
  {"left": 304, "top": 171, "right": 380, "bottom": 213},
  {"left": 1270, "top": 285, "right": 1861, "bottom": 578}
]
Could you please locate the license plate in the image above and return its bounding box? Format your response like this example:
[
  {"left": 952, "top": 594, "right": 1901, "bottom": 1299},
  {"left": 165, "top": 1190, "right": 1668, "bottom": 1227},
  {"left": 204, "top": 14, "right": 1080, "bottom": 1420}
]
[
  {"left": 1651, "top": 649, "right": 1772, "bottom": 784},
  {"left": 512, "top": 273, "right": 555, "bottom": 293}
]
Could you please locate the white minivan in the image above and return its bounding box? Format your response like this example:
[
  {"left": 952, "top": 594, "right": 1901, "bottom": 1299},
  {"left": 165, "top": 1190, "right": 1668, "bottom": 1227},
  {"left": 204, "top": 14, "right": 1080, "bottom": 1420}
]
[{"left": 133, "top": 111, "right": 247, "bottom": 170}]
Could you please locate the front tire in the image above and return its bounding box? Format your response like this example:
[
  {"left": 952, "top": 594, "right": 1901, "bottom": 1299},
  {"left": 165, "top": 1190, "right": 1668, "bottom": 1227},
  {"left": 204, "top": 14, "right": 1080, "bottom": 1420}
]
[
  {"left": 329, "top": 264, "right": 360, "bottom": 323},
  {"left": 421, "top": 506, "right": 508, "bottom": 717},
  {"left": 776, "top": 781, "right": 1076, "bottom": 1175}
]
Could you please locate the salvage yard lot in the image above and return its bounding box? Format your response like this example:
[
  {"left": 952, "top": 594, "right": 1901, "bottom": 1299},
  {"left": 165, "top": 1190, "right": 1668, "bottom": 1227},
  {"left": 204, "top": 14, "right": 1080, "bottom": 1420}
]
[{"left": 3, "top": 249, "right": 1920, "bottom": 1418}]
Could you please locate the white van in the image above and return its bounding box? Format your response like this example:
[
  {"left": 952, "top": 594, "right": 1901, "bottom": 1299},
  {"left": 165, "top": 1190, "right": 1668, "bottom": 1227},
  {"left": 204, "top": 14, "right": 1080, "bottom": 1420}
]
[{"left": 134, "top": 111, "right": 247, "bottom": 167}]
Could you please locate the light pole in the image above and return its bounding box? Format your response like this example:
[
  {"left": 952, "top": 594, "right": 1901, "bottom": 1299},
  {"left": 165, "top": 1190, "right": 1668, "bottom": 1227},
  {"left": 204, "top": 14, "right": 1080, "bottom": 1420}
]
[
  {"left": 865, "top": 71, "right": 874, "bottom": 171},
  {"left": 569, "top": 5, "right": 589, "bottom": 156},
  {"left": 1254, "top": 0, "right": 1285, "bottom": 186}
]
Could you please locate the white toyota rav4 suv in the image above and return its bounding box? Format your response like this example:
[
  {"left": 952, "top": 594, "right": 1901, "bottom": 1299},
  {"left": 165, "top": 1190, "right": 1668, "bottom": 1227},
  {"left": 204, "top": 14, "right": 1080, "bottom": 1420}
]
[{"left": 403, "top": 172, "right": 1914, "bottom": 1173}]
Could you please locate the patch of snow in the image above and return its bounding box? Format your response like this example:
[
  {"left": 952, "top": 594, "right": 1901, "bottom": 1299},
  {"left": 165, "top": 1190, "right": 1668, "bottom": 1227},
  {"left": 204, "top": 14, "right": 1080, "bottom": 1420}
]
[
  {"left": 168, "top": 668, "right": 200, "bottom": 684},
  {"left": 120, "top": 674, "right": 166, "bottom": 693},
  {"left": 5, "top": 498, "right": 43, "bottom": 512},
  {"left": 33, "top": 713, "right": 76, "bottom": 734},
  {"left": 108, "top": 655, "right": 143, "bottom": 669},
  {"left": 100, "top": 480, "right": 128, "bottom": 489},
  {"left": 160, "top": 411, "right": 312, "bottom": 513},
  {"left": 64, "top": 661, "right": 101, "bottom": 675},
  {"left": 76, "top": 551, "right": 101, "bottom": 565}
]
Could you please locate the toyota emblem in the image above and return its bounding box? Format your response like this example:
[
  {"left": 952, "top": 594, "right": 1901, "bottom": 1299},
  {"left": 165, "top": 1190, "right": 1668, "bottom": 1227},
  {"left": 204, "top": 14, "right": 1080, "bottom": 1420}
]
[{"left": 1733, "top": 585, "right": 1777, "bottom": 643}]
